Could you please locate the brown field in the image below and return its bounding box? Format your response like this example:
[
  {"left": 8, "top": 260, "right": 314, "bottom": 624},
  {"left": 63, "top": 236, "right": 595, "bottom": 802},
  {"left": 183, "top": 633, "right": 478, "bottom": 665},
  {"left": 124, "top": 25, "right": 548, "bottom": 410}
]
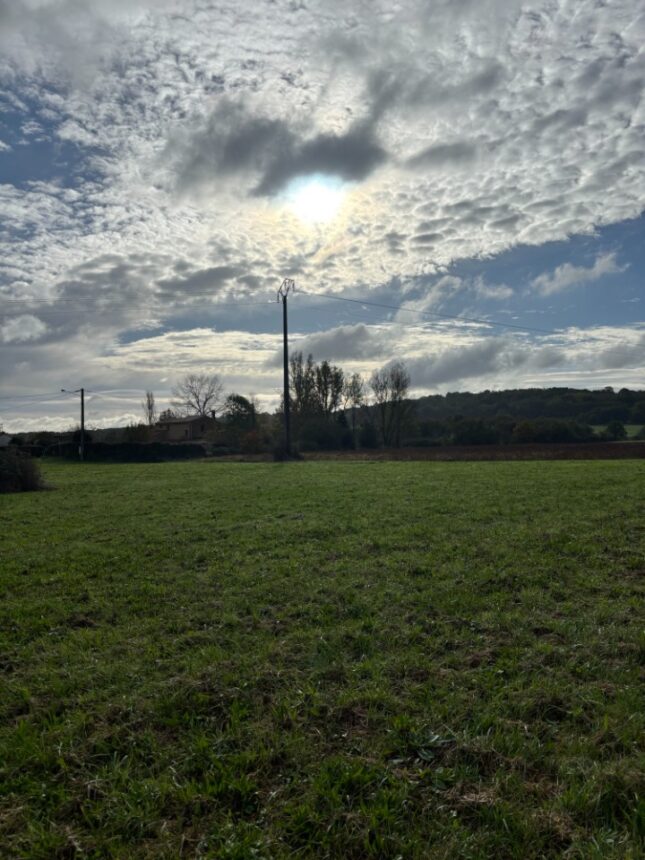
[{"left": 306, "top": 441, "right": 645, "bottom": 460}]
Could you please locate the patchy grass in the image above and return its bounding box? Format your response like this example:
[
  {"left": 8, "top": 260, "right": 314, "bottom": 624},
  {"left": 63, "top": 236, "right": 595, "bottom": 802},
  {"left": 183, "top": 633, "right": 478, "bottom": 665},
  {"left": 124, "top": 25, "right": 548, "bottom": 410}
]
[{"left": 1, "top": 459, "right": 643, "bottom": 858}]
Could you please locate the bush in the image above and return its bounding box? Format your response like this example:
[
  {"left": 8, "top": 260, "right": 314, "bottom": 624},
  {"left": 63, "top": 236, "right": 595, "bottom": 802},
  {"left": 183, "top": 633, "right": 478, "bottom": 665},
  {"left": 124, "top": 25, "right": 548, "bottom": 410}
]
[
  {"left": 240, "top": 430, "right": 264, "bottom": 454},
  {"left": 0, "top": 449, "right": 43, "bottom": 493},
  {"left": 604, "top": 420, "right": 627, "bottom": 441},
  {"left": 512, "top": 418, "right": 595, "bottom": 444}
]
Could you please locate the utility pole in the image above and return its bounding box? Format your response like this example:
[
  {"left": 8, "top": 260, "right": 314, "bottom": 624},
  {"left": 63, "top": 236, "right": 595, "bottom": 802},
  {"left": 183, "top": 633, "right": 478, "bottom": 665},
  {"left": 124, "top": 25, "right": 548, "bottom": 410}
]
[
  {"left": 277, "top": 278, "right": 295, "bottom": 457},
  {"left": 80, "top": 387, "right": 85, "bottom": 461},
  {"left": 61, "top": 387, "right": 85, "bottom": 461}
]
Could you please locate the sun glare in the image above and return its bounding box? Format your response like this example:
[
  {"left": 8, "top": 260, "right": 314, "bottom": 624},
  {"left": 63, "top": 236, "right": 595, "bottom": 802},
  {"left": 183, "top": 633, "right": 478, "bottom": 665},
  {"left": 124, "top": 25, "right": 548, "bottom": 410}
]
[{"left": 284, "top": 174, "right": 347, "bottom": 225}]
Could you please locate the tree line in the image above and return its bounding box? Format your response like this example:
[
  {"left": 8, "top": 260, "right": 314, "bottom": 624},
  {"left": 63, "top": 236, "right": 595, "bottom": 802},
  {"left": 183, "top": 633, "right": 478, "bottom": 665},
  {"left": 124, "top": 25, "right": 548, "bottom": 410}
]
[
  {"left": 137, "top": 358, "right": 413, "bottom": 453},
  {"left": 10, "top": 366, "right": 644, "bottom": 456},
  {"left": 139, "top": 363, "right": 643, "bottom": 454}
]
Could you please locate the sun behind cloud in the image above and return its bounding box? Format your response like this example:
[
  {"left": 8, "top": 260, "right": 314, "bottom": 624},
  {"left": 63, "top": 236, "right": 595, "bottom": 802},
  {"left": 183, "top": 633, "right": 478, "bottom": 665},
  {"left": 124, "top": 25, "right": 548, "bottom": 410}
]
[{"left": 283, "top": 174, "right": 347, "bottom": 225}]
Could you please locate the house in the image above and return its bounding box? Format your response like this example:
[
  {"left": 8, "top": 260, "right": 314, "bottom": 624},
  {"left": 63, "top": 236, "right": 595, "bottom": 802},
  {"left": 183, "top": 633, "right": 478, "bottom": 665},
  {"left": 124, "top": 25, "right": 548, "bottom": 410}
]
[{"left": 156, "top": 415, "right": 216, "bottom": 442}]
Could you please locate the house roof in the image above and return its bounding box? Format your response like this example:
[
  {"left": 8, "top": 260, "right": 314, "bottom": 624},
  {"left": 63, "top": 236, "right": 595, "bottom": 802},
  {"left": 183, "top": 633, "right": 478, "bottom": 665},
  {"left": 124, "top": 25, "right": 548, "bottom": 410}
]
[{"left": 158, "top": 415, "right": 212, "bottom": 425}]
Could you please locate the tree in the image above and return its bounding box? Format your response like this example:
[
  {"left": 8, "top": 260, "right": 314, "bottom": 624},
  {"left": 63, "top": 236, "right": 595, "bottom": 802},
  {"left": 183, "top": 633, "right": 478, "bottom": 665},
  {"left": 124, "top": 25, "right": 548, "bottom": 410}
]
[
  {"left": 314, "top": 360, "right": 344, "bottom": 415},
  {"left": 605, "top": 420, "right": 627, "bottom": 441},
  {"left": 171, "top": 373, "right": 224, "bottom": 417},
  {"left": 343, "top": 372, "right": 365, "bottom": 447},
  {"left": 222, "top": 394, "right": 256, "bottom": 430},
  {"left": 370, "top": 361, "right": 412, "bottom": 447},
  {"left": 142, "top": 391, "right": 157, "bottom": 426},
  {"left": 289, "top": 352, "right": 317, "bottom": 418}
]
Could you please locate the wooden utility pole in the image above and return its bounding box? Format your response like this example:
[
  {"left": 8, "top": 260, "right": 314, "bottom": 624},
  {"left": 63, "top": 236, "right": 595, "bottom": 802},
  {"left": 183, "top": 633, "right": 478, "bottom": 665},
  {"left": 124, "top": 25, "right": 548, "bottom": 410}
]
[
  {"left": 80, "top": 387, "right": 85, "bottom": 461},
  {"left": 277, "top": 278, "right": 295, "bottom": 456}
]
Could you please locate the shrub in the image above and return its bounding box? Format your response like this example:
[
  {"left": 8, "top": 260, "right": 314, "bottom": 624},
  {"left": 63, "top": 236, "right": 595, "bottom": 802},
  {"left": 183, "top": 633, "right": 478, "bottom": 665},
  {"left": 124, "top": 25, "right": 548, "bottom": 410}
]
[
  {"left": 604, "top": 420, "right": 627, "bottom": 441},
  {"left": 240, "top": 431, "right": 263, "bottom": 454},
  {"left": 0, "top": 449, "right": 43, "bottom": 493}
]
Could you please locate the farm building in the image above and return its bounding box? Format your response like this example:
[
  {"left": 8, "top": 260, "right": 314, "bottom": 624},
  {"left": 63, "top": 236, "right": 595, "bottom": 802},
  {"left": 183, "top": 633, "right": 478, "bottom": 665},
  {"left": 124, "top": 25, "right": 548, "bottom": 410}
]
[{"left": 156, "top": 415, "right": 216, "bottom": 442}]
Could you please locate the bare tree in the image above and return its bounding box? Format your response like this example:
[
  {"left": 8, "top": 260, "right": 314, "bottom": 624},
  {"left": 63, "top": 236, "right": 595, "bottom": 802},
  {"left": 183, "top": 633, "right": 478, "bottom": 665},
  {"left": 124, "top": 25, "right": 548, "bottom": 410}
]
[
  {"left": 142, "top": 391, "right": 157, "bottom": 426},
  {"left": 171, "top": 373, "right": 224, "bottom": 417},
  {"left": 370, "top": 361, "right": 411, "bottom": 447}
]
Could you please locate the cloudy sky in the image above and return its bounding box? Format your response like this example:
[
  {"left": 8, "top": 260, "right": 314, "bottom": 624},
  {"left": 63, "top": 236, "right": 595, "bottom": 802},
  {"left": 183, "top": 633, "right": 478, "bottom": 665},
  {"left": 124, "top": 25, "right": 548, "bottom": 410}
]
[{"left": 0, "top": 0, "right": 643, "bottom": 431}]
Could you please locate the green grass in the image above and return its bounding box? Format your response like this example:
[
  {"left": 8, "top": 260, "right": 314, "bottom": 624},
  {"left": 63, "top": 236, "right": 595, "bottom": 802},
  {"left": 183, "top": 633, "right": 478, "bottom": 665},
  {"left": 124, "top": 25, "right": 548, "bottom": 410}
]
[{"left": 1, "top": 459, "right": 643, "bottom": 859}]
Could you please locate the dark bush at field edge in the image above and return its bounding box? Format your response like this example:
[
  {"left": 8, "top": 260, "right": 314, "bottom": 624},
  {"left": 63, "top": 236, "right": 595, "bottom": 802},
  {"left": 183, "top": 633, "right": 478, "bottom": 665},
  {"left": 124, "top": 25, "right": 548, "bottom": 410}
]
[{"left": 0, "top": 449, "right": 43, "bottom": 492}]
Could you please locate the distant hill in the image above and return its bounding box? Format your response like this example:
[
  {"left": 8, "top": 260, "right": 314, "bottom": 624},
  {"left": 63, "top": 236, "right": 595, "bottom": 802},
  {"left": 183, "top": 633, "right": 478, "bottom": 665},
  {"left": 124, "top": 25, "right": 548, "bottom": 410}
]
[{"left": 412, "top": 387, "right": 645, "bottom": 424}]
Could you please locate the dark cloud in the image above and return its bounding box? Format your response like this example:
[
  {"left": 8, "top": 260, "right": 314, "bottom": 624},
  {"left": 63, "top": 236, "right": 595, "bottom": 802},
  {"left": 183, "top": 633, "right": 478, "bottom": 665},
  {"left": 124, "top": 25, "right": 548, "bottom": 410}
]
[
  {"left": 266, "top": 322, "right": 386, "bottom": 367},
  {"left": 367, "top": 60, "right": 504, "bottom": 119},
  {"left": 407, "top": 140, "right": 477, "bottom": 169},
  {"left": 297, "top": 323, "right": 386, "bottom": 361},
  {"left": 156, "top": 265, "right": 240, "bottom": 294},
  {"left": 254, "top": 121, "right": 387, "bottom": 196},
  {"left": 172, "top": 100, "right": 387, "bottom": 197},
  {"left": 407, "top": 339, "right": 526, "bottom": 387},
  {"left": 412, "top": 232, "right": 443, "bottom": 245}
]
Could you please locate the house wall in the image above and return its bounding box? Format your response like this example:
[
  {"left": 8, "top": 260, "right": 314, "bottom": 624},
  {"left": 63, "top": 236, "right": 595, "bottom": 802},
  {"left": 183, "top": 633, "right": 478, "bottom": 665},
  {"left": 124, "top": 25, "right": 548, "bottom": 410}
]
[
  {"left": 159, "top": 418, "right": 214, "bottom": 441},
  {"left": 165, "top": 423, "right": 192, "bottom": 441}
]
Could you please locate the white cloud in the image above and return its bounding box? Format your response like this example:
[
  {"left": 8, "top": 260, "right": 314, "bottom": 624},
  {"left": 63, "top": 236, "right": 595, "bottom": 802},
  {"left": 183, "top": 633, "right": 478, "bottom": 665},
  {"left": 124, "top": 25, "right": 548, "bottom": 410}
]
[
  {"left": 531, "top": 253, "right": 627, "bottom": 296},
  {"left": 472, "top": 276, "right": 513, "bottom": 301},
  {"left": 1, "top": 314, "right": 47, "bottom": 343}
]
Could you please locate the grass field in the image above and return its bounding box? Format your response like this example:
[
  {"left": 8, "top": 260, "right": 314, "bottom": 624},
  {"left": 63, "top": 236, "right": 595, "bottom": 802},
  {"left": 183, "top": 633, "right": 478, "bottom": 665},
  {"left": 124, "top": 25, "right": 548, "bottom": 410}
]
[{"left": 1, "top": 459, "right": 644, "bottom": 859}]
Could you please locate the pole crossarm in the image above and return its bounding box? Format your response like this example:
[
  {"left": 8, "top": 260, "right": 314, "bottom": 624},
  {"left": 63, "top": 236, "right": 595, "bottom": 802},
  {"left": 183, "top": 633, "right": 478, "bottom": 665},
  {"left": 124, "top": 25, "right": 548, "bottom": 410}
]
[{"left": 277, "top": 278, "right": 295, "bottom": 302}]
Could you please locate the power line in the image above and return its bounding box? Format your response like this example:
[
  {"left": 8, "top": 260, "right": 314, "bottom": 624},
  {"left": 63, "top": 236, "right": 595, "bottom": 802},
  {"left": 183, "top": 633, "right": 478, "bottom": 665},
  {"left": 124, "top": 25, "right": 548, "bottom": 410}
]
[
  {"left": 0, "top": 294, "right": 276, "bottom": 309},
  {"left": 297, "top": 289, "right": 560, "bottom": 336},
  {"left": 0, "top": 391, "right": 73, "bottom": 402},
  {"left": 291, "top": 292, "right": 645, "bottom": 366}
]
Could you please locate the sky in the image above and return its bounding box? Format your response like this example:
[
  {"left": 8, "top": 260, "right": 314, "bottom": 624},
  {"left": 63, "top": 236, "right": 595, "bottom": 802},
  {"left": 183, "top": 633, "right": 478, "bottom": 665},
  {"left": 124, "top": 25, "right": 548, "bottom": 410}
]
[{"left": 0, "top": 0, "right": 643, "bottom": 432}]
